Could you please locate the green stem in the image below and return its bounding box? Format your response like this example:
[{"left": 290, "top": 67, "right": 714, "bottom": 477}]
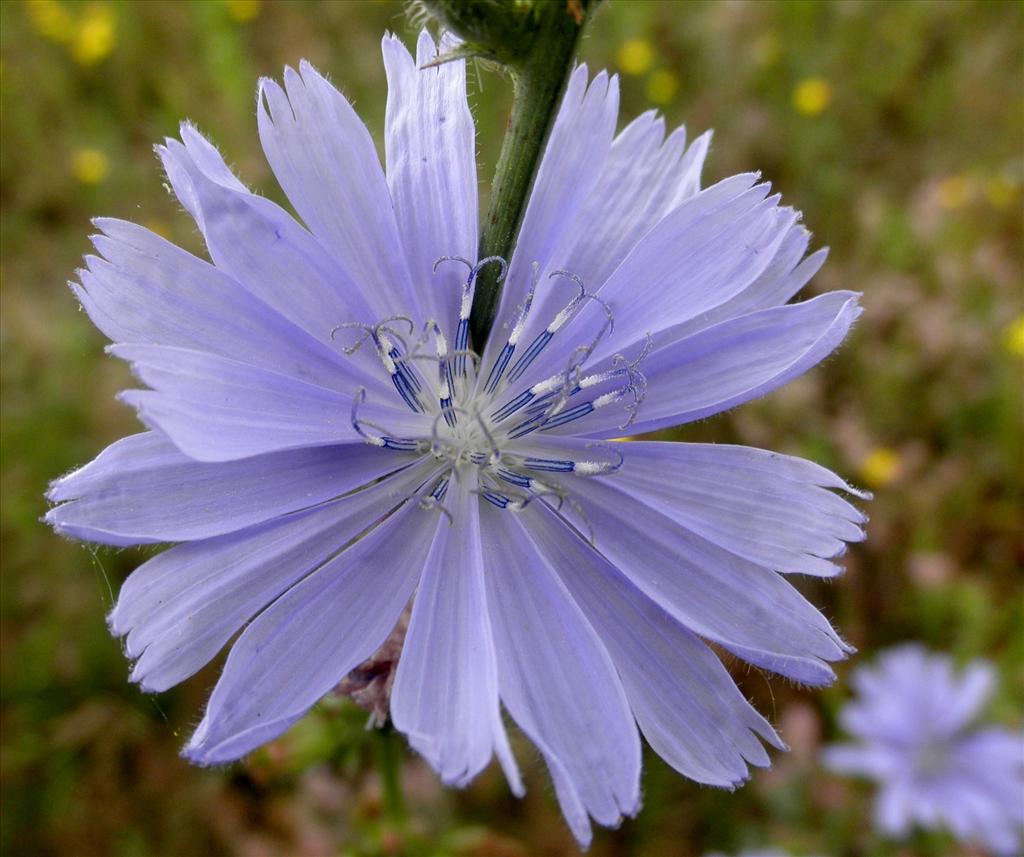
[
  {"left": 373, "top": 725, "right": 406, "bottom": 827},
  {"left": 468, "top": 2, "right": 594, "bottom": 348}
]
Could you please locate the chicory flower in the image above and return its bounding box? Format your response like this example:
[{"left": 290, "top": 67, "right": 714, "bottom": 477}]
[
  {"left": 48, "top": 30, "right": 867, "bottom": 846},
  {"left": 824, "top": 644, "right": 1024, "bottom": 855}
]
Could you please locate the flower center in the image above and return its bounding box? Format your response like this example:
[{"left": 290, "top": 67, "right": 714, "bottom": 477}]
[
  {"left": 336, "top": 256, "right": 647, "bottom": 515},
  {"left": 914, "top": 740, "right": 950, "bottom": 778}
]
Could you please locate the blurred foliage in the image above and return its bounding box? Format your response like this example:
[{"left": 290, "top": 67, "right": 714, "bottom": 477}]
[{"left": 1, "top": 1, "right": 1022, "bottom": 856}]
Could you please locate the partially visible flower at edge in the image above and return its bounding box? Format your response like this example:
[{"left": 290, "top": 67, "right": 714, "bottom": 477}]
[
  {"left": 823, "top": 644, "right": 1024, "bottom": 855},
  {"left": 46, "top": 29, "right": 868, "bottom": 848}
]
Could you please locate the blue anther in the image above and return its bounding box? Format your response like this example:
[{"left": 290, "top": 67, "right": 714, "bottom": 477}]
[
  {"left": 492, "top": 389, "right": 535, "bottom": 422},
  {"left": 484, "top": 342, "right": 515, "bottom": 394},
  {"left": 454, "top": 318, "right": 469, "bottom": 376},
  {"left": 389, "top": 348, "right": 422, "bottom": 393},
  {"left": 431, "top": 477, "right": 450, "bottom": 502},
  {"left": 507, "top": 413, "right": 547, "bottom": 440},
  {"left": 481, "top": 491, "right": 513, "bottom": 509},
  {"left": 537, "top": 400, "right": 595, "bottom": 431},
  {"left": 521, "top": 457, "right": 576, "bottom": 473},
  {"left": 524, "top": 391, "right": 564, "bottom": 417},
  {"left": 391, "top": 372, "right": 423, "bottom": 413},
  {"left": 506, "top": 330, "right": 553, "bottom": 384},
  {"left": 441, "top": 398, "right": 457, "bottom": 428},
  {"left": 382, "top": 438, "right": 421, "bottom": 451},
  {"left": 444, "top": 360, "right": 455, "bottom": 396},
  {"left": 497, "top": 469, "right": 532, "bottom": 488}
]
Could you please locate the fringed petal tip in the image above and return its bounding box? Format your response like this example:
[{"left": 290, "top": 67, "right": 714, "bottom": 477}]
[
  {"left": 397, "top": 723, "right": 526, "bottom": 797},
  {"left": 296, "top": 58, "right": 321, "bottom": 81},
  {"left": 105, "top": 604, "right": 124, "bottom": 638},
  {"left": 850, "top": 485, "right": 874, "bottom": 502},
  {"left": 504, "top": 767, "right": 526, "bottom": 800},
  {"left": 412, "top": 742, "right": 478, "bottom": 790},
  {"left": 40, "top": 506, "right": 65, "bottom": 532},
  {"left": 255, "top": 76, "right": 286, "bottom": 119},
  {"left": 128, "top": 663, "right": 165, "bottom": 695},
  {"left": 566, "top": 790, "right": 641, "bottom": 851},
  {"left": 43, "top": 471, "right": 72, "bottom": 503},
  {"left": 180, "top": 737, "right": 223, "bottom": 769},
  {"left": 40, "top": 507, "right": 85, "bottom": 543},
  {"left": 181, "top": 712, "right": 302, "bottom": 768}
]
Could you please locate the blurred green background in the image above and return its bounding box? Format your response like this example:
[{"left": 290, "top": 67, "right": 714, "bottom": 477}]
[{"left": 1, "top": 1, "right": 1021, "bottom": 855}]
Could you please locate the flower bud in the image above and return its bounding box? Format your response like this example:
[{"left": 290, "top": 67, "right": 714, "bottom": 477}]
[{"left": 412, "top": 0, "right": 591, "bottom": 68}]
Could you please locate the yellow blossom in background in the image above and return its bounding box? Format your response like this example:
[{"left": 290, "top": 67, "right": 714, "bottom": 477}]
[
  {"left": 616, "top": 38, "right": 654, "bottom": 76},
  {"left": 226, "top": 0, "right": 261, "bottom": 23},
  {"left": 71, "top": 148, "right": 110, "bottom": 185},
  {"left": 26, "top": 0, "right": 74, "bottom": 43},
  {"left": 792, "top": 77, "right": 831, "bottom": 116},
  {"left": 935, "top": 174, "right": 973, "bottom": 209},
  {"left": 25, "top": 1, "right": 115, "bottom": 65},
  {"left": 1004, "top": 317, "right": 1024, "bottom": 358},
  {"left": 70, "top": 3, "right": 116, "bottom": 66},
  {"left": 645, "top": 69, "right": 679, "bottom": 106},
  {"left": 860, "top": 447, "right": 902, "bottom": 489}
]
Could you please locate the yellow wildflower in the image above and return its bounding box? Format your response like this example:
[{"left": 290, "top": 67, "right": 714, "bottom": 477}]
[
  {"left": 792, "top": 77, "right": 831, "bottom": 116},
  {"left": 859, "top": 447, "right": 901, "bottom": 489},
  {"left": 616, "top": 39, "right": 654, "bottom": 76},
  {"left": 71, "top": 3, "right": 116, "bottom": 66},
  {"left": 71, "top": 148, "right": 110, "bottom": 185}
]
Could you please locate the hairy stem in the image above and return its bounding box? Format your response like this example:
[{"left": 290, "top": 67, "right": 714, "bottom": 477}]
[{"left": 460, "top": 1, "right": 596, "bottom": 348}]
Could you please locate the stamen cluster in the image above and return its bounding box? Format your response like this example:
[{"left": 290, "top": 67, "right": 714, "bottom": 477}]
[{"left": 341, "top": 256, "right": 640, "bottom": 515}]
